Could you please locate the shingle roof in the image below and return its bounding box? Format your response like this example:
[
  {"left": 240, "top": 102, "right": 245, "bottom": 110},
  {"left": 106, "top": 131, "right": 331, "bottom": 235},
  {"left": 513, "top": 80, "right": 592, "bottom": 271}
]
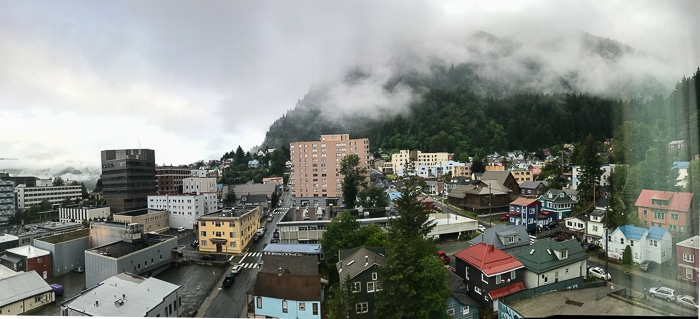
[
  {"left": 336, "top": 246, "right": 386, "bottom": 279},
  {"left": 513, "top": 238, "right": 588, "bottom": 273},
  {"left": 677, "top": 235, "right": 699, "bottom": 249},
  {"left": 520, "top": 181, "right": 547, "bottom": 189},
  {"left": 448, "top": 271, "right": 480, "bottom": 307},
  {"left": 646, "top": 226, "right": 667, "bottom": 241},
  {"left": 539, "top": 189, "right": 575, "bottom": 204},
  {"left": 468, "top": 225, "right": 530, "bottom": 250},
  {"left": 481, "top": 171, "right": 513, "bottom": 186},
  {"left": 253, "top": 272, "right": 321, "bottom": 301},
  {"left": 618, "top": 224, "right": 646, "bottom": 240},
  {"left": 634, "top": 189, "right": 693, "bottom": 212},
  {"left": 454, "top": 243, "right": 524, "bottom": 276}
]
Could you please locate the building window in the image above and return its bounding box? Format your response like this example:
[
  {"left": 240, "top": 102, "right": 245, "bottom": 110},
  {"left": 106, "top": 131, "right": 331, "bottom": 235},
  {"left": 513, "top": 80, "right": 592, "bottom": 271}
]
[
  {"left": 683, "top": 253, "right": 695, "bottom": 263},
  {"left": 367, "top": 282, "right": 375, "bottom": 292},
  {"left": 481, "top": 273, "right": 488, "bottom": 283},
  {"left": 201, "top": 231, "right": 206, "bottom": 237},
  {"left": 670, "top": 213, "right": 679, "bottom": 220},
  {"left": 686, "top": 268, "right": 694, "bottom": 279},
  {"left": 313, "top": 303, "right": 318, "bottom": 315},
  {"left": 356, "top": 302, "right": 368, "bottom": 314},
  {"left": 511, "top": 270, "right": 516, "bottom": 279},
  {"left": 282, "top": 300, "right": 288, "bottom": 313},
  {"left": 372, "top": 272, "right": 378, "bottom": 280},
  {"left": 649, "top": 240, "right": 658, "bottom": 247},
  {"left": 376, "top": 281, "right": 383, "bottom": 291},
  {"left": 662, "top": 251, "right": 666, "bottom": 258},
  {"left": 462, "top": 306, "right": 470, "bottom": 315},
  {"left": 447, "top": 308, "right": 455, "bottom": 316},
  {"left": 654, "top": 211, "right": 665, "bottom": 220},
  {"left": 643, "top": 210, "right": 647, "bottom": 217},
  {"left": 299, "top": 302, "right": 305, "bottom": 311},
  {"left": 496, "top": 274, "right": 502, "bottom": 284},
  {"left": 37, "top": 257, "right": 42, "bottom": 263},
  {"left": 352, "top": 282, "right": 361, "bottom": 293},
  {"left": 474, "top": 286, "right": 481, "bottom": 294}
]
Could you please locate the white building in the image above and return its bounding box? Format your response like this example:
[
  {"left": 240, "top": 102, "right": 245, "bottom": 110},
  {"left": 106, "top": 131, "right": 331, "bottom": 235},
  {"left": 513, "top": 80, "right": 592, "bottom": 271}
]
[
  {"left": 190, "top": 169, "right": 208, "bottom": 178},
  {"left": 426, "top": 212, "right": 478, "bottom": 240},
  {"left": 147, "top": 193, "right": 218, "bottom": 230},
  {"left": 182, "top": 177, "right": 217, "bottom": 194},
  {"left": 585, "top": 209, "right": 606, "bottom": 245},
  {"left": 605, "top": 225, "right": 672, "bottom": 265},
  {"left": 15, "top": 185, "right": 82, "bottom": 209},
  {"left": 59, "top": 206, "right": 111, "bottom": 223},
  {"left": 391, "top": 150, "right": 450, "bottom": 177},
  {"left": 61, "top": 273, "right": 182, "bottom": 317},
  {"left": 570, "top": 164, "right": 615, "bottom": 191}
]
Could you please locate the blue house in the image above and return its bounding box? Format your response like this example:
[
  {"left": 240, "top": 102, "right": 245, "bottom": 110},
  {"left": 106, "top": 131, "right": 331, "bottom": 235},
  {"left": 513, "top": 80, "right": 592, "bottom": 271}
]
[
  {"left": 508, "top": 197, "right": 541, "bottom": 231},
  {"left": 446, "top": 271, "right": 480, "bottom": 319}
]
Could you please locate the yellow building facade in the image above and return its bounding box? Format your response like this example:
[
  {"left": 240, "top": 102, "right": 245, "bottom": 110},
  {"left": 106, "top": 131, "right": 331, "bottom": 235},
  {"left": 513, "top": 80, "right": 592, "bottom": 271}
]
[
  {"left": 510, "top": 169, "right": 534, "bottom": 184},
  {"left": 197, "top": 206, "right": 260, "bottom": 255}
]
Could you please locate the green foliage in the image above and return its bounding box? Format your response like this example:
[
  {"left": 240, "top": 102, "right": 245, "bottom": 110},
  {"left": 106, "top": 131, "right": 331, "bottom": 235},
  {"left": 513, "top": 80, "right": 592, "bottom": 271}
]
[
  {"left": 623, "top": 245, "right": 632, "bottom": 264},
  {"left": 52, "top": 176, "right": 65, "bottom": 186},
  {"left": 325, "top": 275, "right": 356, "bottom": 319},
  {"left": 340, "top": 154, "right": 368, "bottom": 209},
  {"left": 80, "top": 183, "right": 89, "bottom": 199},
  {"left": 223, "top": 186, "right": 236, "bottom": 206},
  {"left": 574, "top": 134, "right": 603, "bottom": 209},
  {"left": 375, "top": 178, "right": 450, "bottom": 319},
  {"left": 357, "top": 185, "right": 389, "bottom": 208},
  {"left": 320, "top": 211, "right": 388, "bottom": 267},
  {"left": 270, "top": 191, "right": 280, "bottom": 208},
  {"left": 93, "top": 177, "right": 102, "bottom": 193},
  {"left": 539, "top": 159, "right": 568, "bottom": 190}
]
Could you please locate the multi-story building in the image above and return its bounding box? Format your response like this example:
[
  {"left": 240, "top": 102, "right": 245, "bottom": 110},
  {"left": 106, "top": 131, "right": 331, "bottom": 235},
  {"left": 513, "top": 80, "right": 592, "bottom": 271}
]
[
  {"left": 390, "top": 150, "right": 449, "bottom": 177},
  {"left": 182, "top": 177, "right": 218, "bottom": 194},
  {"left": 14, "top": 184, "right": 82, "bottom": 210},
  {"left": 0, "top": 179, "right": 16, "bottom": 226},
  {"left": 538, "top": 189, "right": 577, "bottom": 220},
  {"left": 289, "top": 134, "right": 370, "bottom": 207},
  {"left": 197, "top": 206, "right": 261, "bottom": 255},
  {"left": 33, "top": 229, "right": 91, "bottom": 277},
  {"left": 570, "top": 164, "right": 615, "bottom": 191},
  {"left": 148, "top": 193, "right": 218, "bottom": 230},
  {"left": 634, "top": 189, "right": 694, "bottom": 235},
  {"left": 605, "top": 225, "right": 672, "bottom": 265},
  {"left": 113, "top": 208, "right": 170, "bottom": 233},
  {"left": 61, "top": 273, "right": 183, "bottom": 317},
  {"left": 676, "top": 235, "right": 699, "bottom": 283},
  {"left": 509, "top": 169, "right": 534, "bottom": 184},
  {"left": 0, "top": 245, "right": 52, "bottom": 279},
  {"left": 155, "top": 166, "right": 191, "bottom": 194},
  {"left": 101, "top": 149, "right": 157, "bottom": 213},
  {"left": 451, "top": 165, "right": 472, "bottom": 178},
  {"left": 58, "top": 205, "right": 110, "bottom": 223}
]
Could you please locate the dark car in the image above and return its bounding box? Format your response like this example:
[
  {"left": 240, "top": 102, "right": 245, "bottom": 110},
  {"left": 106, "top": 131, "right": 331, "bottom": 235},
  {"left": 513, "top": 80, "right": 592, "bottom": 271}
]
[
  {"left": 253, "top": 235, "right": 260, "bottom": 242},
  {"left": 200, "top": 254, "right": 215, "bottom": 261},
  {"left": 584, "top": 243, "right": 600, "bottom": 252},
  {"left": 222, "top": 274, "right": 235, "bottom": 288},
  {"left": 542, "top": 221, "right": 558, "bottom": 230},
  {"left": 72, "top": 266, "right": 85, "bottom": 273},
  {"left": 191, "top": 239, "right": 199, "bottom": 248},
  {"left": 639, "top": 260, "right": 657, "bottom": 272}
]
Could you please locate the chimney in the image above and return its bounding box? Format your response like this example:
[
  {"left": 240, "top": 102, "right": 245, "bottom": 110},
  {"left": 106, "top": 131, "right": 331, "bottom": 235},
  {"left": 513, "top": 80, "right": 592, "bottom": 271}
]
[{"left": 278, "top": 267, "right": 283, "bottom": 277}]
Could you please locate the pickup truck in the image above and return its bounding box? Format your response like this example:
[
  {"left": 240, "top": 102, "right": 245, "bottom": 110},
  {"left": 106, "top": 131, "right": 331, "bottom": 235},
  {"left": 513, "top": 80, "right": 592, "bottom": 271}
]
[{"left": 222, "top": 274, "right": 235, "bottom": 288}]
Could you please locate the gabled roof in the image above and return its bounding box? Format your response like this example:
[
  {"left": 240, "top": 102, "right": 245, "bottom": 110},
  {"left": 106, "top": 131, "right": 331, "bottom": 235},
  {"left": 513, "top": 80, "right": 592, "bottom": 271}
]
[
  {"left": 454, "top": 243, "right": 524, "bottom": 276},
  {"left": 520, "top": 181, "right": 547, "bottom": 189},
  {"left": 260, "top": 255, "right": 318, "bottom": 276},
  {"left": 449, "top": 181, "right": 510, "bottom": 198},
  {"left": 337, "top": 246, "right": 386, "bottom": 279},
  {"left": 240, "top": 193, "right": 268, "bottom": 203},
  {"left": 481, "top": 171, "right": 514, "bottom": 186},
  {"left": 634, "top": 189, "right": 693, "bottom": 212},
  {"left": 590, "top": 208, "right": 606, "bottom": 217},
  {"left": 677, "top": 235, "right": 699, "bottom": 249},
  {"left": 646, "top": 226, "right": 667, "bottom": 241},
  {"left": 253, "top": 272, "right": 321, "bottom": 301},
  {"left": 468, "top": 225, "right": 530, "bottom": 250},
  {"left": 448, "top": 271, "right": 480, "bottom": 307},
  {"left": 0, "top": 270, "right": 52, "bottom": 306},
  {"left": 513, "top": 239, "right": 588, "bottom": 273},
  {"left": 539, "top": 189, "right": 575, "bottom": 204},
  {"left": 510, "top": 197, "right": 539, "bottom": 207},
  {"left": 617, "top": 224, "right": 646, "bottom": 240}
]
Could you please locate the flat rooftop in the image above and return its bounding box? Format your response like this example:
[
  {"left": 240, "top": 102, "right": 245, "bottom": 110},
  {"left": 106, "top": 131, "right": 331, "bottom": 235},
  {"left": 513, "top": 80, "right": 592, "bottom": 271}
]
[
  {"left": 36, "top": 229, "right": 90, "bottom": 244},
  {"left": 87, "top": 234, "right": 175, "bottom": 258},
  {"left": 115, "top": 208, "right": 163, "bottom": 217},
  {"left": 263, "top": 243, "right": 324, "bottom": 255},
  {"left": 201, "top": 206, "right": 255, "bottom": 219}
]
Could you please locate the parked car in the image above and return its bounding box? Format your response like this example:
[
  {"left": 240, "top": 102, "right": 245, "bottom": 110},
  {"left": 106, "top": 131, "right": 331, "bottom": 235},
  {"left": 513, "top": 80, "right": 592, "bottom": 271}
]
[
  {"left": 499, "top": 214, "right": 510, "bottom": 222},
  {"left": 231, "top": 264, "right": 243, "bottom": 274},
  {"left": 222, "top": 274, "right": 235, "bottom": 288},
  {"left": 584, "top": 243, "right": 600, "bottom": 252},
  {"left": 649, "top": 287, "right": 676, "bottom": 302},
  {"left": 177, "top": 227, "right": 186, "bottom": 232},
  {"left": 639, "top": 260, "right": 657, "bottom": 272},
  {"left": 72, "top": 266, "right": 85, "bottom": 273},
  {"left": 253, "top": 235, "right": 260, "bottom": 242},
  {"left": 676, "top": 295, "right": 698, "bottom": 309},
  {"left": 438, "top": 251, "right": 450, "bottom": 264},
  {"left": 478, "top": 225, "right": 486, "bottom": 232},
  {"left": 200, "top": 255, "right": 215, "bottom": 261},
  {"left": 191, "top": 239, "right": 199, "bottom": 248},
  {"left": 588, "top": 266, "right": 611, "bottom": 280}
]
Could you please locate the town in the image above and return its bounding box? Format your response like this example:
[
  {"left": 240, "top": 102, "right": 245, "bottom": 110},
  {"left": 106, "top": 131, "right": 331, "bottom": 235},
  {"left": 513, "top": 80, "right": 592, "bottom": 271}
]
[{"left": 0, "top": 132, "right": 697, "bottom": 318}]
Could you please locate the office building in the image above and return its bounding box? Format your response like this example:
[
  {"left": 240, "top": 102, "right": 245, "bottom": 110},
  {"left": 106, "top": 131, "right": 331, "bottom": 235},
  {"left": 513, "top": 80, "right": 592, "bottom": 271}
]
[
  {"left": 289, "top": 134, "right": 370, "bottom": 207},
  {"left": 156, "top": 166, "right": 191, "bottom": 194},
  {"left": 101, "top": 149, "right": 157, "bottom": 213},
  {"left": 0, "top": 179, "right": 16, "bottom": 226}
]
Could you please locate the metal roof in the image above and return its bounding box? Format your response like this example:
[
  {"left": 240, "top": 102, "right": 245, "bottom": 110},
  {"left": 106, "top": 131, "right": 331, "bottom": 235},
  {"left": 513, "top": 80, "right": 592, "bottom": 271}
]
[
  {"left": 5, "top": 245, "right": 50, "bottom": 258},
  {"left": 0, "top": 270, "right": 52, "bottom": 307},
  {"left": 263, "top": 243, "right": 323, "bottom": 255}
]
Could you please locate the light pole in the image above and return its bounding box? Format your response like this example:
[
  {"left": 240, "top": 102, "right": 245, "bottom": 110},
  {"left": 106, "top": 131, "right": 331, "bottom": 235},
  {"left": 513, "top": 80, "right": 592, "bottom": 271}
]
[{"left": 488, "top": 183, "right": 492, "bottom": 226}]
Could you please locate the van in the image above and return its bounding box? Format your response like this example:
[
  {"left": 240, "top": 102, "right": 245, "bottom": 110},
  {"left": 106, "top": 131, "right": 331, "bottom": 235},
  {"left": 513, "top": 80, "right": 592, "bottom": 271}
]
[{"left": 50, "top": 283, "right": 64, "bottom": 296}]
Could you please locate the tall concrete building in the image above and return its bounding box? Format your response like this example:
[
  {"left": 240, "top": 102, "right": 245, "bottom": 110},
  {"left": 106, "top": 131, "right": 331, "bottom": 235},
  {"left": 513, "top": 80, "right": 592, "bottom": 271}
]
[
  {"left": 101, "top": 149, "right": 157, "bottom": 213},
  {"left": 0, "top": 180, "right": 16, "bottom": 226},
  {"left": 289, "top": 134, "right": 370, "bottom": 207}
]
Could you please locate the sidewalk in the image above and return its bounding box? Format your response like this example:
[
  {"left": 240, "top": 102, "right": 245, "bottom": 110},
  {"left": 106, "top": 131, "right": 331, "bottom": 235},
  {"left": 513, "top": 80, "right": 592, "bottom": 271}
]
[{"left": 592, "top": 253, "right": 698, "bottom": 294}]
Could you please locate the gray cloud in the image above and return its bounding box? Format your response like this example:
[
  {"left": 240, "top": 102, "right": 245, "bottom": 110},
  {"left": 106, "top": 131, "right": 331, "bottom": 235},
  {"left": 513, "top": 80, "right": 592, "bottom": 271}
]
[{"left": 0, "top": 0, "right": 697, "bottom": 172}]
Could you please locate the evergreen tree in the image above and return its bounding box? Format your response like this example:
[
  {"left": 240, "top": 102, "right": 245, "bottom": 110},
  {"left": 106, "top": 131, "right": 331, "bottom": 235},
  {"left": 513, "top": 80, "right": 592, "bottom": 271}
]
[
  {"left": 340, "top": 154, "right": 367, "bottom": 209},
  {"left": 375, "top": 178, "right": 450, "bottom": 319},
  {"left": 53, "top": 176, "right": 65, "bottom": 186},
  {"left": 357, "top": 185, "right": 389, "bottom": 209},
  {"left": 575, "top": 134, "right": 603, "bottom": 210},
  {"left": 235, "top": 145, "right": 245, "bottom": 165},
  {"left": 223, "top": 186, "right": 236, "bottom": 206}
]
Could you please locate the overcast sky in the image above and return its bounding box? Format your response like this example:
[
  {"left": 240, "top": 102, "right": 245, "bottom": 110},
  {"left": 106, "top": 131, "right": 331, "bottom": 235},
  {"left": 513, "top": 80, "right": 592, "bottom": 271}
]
[{"left": 0, "top": 0, "right": 698, "bottom": 172}]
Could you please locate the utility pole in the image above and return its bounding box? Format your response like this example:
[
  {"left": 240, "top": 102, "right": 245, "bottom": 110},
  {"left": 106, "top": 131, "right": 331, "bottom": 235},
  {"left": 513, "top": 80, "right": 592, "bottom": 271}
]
[{"left": 488, "top": 183, "right": 492, "bottom": 226}]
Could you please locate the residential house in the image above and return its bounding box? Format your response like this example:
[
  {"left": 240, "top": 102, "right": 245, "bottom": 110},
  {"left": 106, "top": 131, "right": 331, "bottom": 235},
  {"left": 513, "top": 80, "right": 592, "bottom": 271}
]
[
  {"left": 584, "top": 209, "right": 606, "bottom": 246},
  {"left": 468, "top": 225, "right": 531, "bottom": 254},
  {"left": 635, "top": 189, "right": 693, "bottom": 235},
  {"left": 570, "top": 164, "right": 615, "bottom": 191},
  {"left": 448, "top": 180, "right": 511, "bottom": 215},
  {"left": 512, "top": 239, "right": 588, "bottom": 294},
  {"left": 248, "top": 255, "right": 323, "bottom": 319},
  {"left": 480, "top": 171, "right": 520, "bottom": 201},
  {"left": 538, "top": 189, "right": 577, "bottom": 220},
  {"left": 336, "top": 246, "right": 386, "bottom": 319},
  {"left": 672, "top": 162, "right": 689, "bottom": 188},
  {"left": 519, "top": 181, "right": 548, "bottom": 198},
  {"left": 248, "top": 159, "right": 260, "bottom": 168},
  {"left": 676, "top": 235, "right": 698, "bottom": 283},
  {"left": 0, "top": 245, "right": 52, "bottom": 279},
  {"left": 563, "top": 215, "right": 588, "bottom": 242},
  {"left": 605, "top": 225, "right": 672, "bottom": 265},
  {"left": 446, "top": 271, "right": 480, "bottom": 319},
  {"left": 453, "top": 243, "right": 526, "bottom": 306},
  {"left": 508, "top": 197, "right": 541, "bottom": 232},
  {"left": 240, "top": 193, "right": 270, "bottom": 213}
]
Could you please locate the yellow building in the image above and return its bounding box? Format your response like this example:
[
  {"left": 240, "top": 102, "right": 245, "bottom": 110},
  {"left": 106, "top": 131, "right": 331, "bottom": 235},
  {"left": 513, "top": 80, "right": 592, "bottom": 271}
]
[
  {"left": 451, "top": 165, "right": 472, "bottom": 178},
  {"left": 510, "top": 169, "right": 534, "bottom": 184},
  {"left": 197, "top": 206, "right": 260, "bottom": 255},
  {"left": 113, "top": 208, "right": 170, "bottom": 233}
]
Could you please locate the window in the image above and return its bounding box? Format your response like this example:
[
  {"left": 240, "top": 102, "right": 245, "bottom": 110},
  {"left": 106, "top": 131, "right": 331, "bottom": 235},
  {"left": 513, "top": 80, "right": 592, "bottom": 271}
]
[
  {"left": 686, "top": 268, "right": 694, "bottom": 279},
  {"left": 649, "top": 240, "right": 658, "bottom": 247},
  {"left": 511, "top": 270, "right": 516, "bottom": 279},
  {"left": 671, "top": 213, "right": 679, "bottom": 220},
  {"left": 683, "top": 253, "right": 695, "bottom": 263},
  {"left": 481, "top": 273, "right": 488, "bottom": 283},
  {"left": 462, "top": 306, "right": 470, "bottom": 315},
  {"left": 282, "top": 300, "right": 288, "bottom": 313},
  {"left": 256, "top": 297, "right": 262, "bottom": 308},
  {"left": 620, "top": 238, "right": 624, "bottom": 244},
  {"left": 372, "top": 272, "right": 378, "bottom": 280},
  {"left": 201, "top": 231, "right": 206, "bottom": 237},
  {"left": 496, "top": 274, "right": 502, "bottom": 284},
  {"left": 356, "top": 302, "right": 368, "bottom": 314},
  {"left": 376, "top": 281, "right": 383, "bottom": 291},
  {"left": 352, "top": 282, "right": 361, "bottom": 293},
  {"left": 474, "top": 286, "right": 482, "bottom": 294},
  {"left": 654, "top": 211, "right": 665, "bottom": 220},
  {"left": 561, "top": 249, "right": 568, "bottom": 259},
  {"left": 662, "top": 251, "right": 667, "bottom": 258},
  {"left": 643, "top": 209, "right": 647, "bottom": 217},
  {"left": 367, "top": 282, "right": 375, "bottom": 292},
  {"left": 447, "top": 308, "right": 455, "bottom": 316},
  {"left": 299, "top": 302, "right": 305, "bottom": 311},
  {"left": 313, "top": 303, "right": 318, "bottom": 315}
]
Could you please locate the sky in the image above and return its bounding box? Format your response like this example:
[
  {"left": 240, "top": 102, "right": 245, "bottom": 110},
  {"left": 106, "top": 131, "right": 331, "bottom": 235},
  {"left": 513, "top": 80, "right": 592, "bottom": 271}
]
[{"left": 0, "top": 0, "right": 698, "bottom": 173}]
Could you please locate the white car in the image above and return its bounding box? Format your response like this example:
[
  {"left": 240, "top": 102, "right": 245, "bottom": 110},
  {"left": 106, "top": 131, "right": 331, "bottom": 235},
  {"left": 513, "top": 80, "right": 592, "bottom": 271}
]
[
  {"left": 231, "top": 264, "right": 243, "bottom": 274},
  {"left": 588, "top": 266, "right": 611, "bottom": 281},
  {"left": 478, "top": 225, "right": 486, "bottom": 232},
  {"left": 649, "top": 286, "right": 676, "bottom": 302},
  {"left": 676, "top": 295, "right": 698, "bottom": 309}
]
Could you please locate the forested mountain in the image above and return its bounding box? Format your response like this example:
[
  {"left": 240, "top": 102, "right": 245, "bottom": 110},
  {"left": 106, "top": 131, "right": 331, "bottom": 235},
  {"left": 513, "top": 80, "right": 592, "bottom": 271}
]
[{"left": 261, "top": 31, "right": 693, "bottom": 160}]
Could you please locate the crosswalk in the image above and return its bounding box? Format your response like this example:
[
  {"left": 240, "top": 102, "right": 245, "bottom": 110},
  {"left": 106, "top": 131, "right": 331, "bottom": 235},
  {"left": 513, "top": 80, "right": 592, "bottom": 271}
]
[
  {"left": 238, "top": 262, "right": 260, "bottom": 269},
  {"left": 243, "top": 252, "right": 262, "bottom": 258}
]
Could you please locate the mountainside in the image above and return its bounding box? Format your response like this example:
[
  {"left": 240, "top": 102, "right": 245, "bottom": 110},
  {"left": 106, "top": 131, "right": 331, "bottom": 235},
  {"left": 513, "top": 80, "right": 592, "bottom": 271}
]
[
  {"left": 2, "top": 165, "right": 101, "bottom": 190},
  {"left": 262, "top": 31, "right": 674, "bottom": 153}
]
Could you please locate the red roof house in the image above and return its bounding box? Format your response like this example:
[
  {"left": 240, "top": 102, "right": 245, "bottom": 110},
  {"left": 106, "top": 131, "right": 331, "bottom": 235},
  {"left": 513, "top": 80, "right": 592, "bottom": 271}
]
[{"left": 454, "top": 242, "right": 525, "bottom": 305}]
